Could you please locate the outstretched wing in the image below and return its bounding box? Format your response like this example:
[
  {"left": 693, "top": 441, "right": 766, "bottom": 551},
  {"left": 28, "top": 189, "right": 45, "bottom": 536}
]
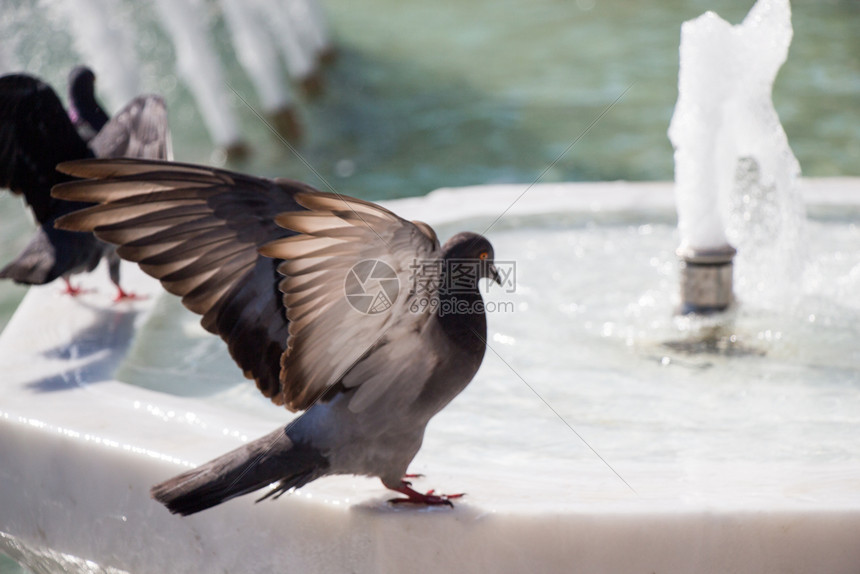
[
  {"left": 0, "top": 73, "right": 92, "bottom": 223},
  {"left": 90, "top": 95, "right": 172, "bottom": 161},
  {"left": 54, "top": 159, "right": 305, "bottom": 400},
  {"left": 53, "top": 158, "right": 441, "bottom": 412},
  {"left": 259, "top": 188, "right": 441, "bottom": 410}
]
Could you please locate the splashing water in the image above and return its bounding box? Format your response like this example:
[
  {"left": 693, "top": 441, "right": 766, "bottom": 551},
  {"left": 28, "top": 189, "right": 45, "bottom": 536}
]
[
  {"left": 152, "top": 0, "right": 243, "bottom": 149},
  {"left": 668, "top": 0, "right": 804, "bottom": 308},
  {"left": 44, "top": 0, "right": 142, "bottom": 108}
]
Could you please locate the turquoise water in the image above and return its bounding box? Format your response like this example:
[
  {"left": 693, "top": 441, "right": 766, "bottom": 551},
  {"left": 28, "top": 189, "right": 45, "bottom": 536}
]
[{"left": 1, "top": 0, "right": 858, "bottom": 332}]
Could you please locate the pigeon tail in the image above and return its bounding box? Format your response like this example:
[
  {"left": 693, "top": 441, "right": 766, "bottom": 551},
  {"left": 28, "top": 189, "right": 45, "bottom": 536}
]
[
  {"left": 151, "top": 426, "right": 328, "bottom": 516},
  {"left": 0, "top": 227, "right": 55, "bottom": 284},
  {"left": 0, "top": 224, "right": 102, "bottom": 286},
  {"left": 0, "top": 255, "right": 49, "bottom": 285}
]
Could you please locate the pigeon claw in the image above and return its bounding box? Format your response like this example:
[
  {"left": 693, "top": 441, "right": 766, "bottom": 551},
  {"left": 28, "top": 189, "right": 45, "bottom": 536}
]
[
  {"left": 112, "top": 286, "right": 147, "bottom": 302},
  {"left": 61, "top": 278, "right": 91, "bottom": 297},
  {"left": 387, "top": 480, "right": 464, "bottom": 507}
]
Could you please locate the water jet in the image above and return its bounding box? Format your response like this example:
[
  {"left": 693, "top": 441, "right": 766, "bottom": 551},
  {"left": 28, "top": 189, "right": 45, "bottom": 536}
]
[{"left": 669, "top": 0, "right": 800, "bottom": 317}]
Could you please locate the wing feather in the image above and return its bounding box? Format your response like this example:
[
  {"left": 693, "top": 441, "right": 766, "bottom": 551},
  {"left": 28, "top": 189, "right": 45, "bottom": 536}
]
[
  {"left": 263, "top": 193, "right": 442, "bottom": 411},
  {"left": 89, "top": 95, "right": 173, "bottom": 161},
  {"left": 54, "top": 159, "right": 303, "bottom": 400},
  {"left": 53, "top": 158, "right": 444, "bottom": 412}
]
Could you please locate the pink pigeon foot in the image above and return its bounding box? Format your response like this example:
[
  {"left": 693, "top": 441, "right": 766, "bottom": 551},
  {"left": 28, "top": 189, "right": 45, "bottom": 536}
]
[
  {"left": 61, "top": 278, "right": 92, "bottom": 296},
  {"left": 112, "top": 286, "right": 147, "bottom": 302},
  {"left": 387, "top": 480, "right": 464, "bottom": 507}
]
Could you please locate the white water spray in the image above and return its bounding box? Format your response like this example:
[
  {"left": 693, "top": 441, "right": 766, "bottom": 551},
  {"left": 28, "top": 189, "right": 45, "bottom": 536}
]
[
  {"left": 153, "top": 0, "right": 243, "bottom": 150},
  {"left": 669, "top": 0, "right": 804, "bottom": 309},
  {"left": 256, "top": 0, "right": 317, "bottom": 82},
  {"left": 43, "top": 0, "right": 141, "bottom": 109},
  {"left": 669, "top": 0, "right": 801, "bottom": 250},
  {"left": 220, "top": 0, "right": 296, "bottom": 113}
]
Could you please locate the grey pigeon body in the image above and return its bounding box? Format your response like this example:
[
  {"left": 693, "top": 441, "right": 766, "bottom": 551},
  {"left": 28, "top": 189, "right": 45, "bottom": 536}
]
[
  {"left": 53, "top": 158, "right": 501, "bottom": 514},
  {"left": 0, "top": 69, "right": 171, "bottom": 295}
]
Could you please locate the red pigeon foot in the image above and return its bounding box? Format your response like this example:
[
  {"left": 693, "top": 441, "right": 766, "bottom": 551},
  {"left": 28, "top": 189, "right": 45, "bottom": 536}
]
[
  {"left": 112, "top": 286, "right": 147, "bottom": 302},
  {"left": 387, "top": 480, "right": 464, "bottom": 507},
  {"left": 61, "top": 278, "right": 92, "bottom": 296}
]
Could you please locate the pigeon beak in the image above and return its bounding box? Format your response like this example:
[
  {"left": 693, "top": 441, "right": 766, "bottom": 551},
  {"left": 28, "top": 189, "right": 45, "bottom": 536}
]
[{"left": 489, "top": 263, "right": 502, "bottom": 286}]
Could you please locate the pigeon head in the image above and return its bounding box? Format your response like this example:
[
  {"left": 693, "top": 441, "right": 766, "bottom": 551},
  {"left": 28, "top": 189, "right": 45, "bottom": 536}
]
[
  {"left": 68, "top": 66, "right": 96, "bottom": 93},
  {"left": 67, "top": 66, "right": 96, "bottom": 114},
  {"left": 441, "top": 231, "right": 502, "bottom": 288},
  {"left": 67, "top": 66, "right": 108, "bottom": 133}
]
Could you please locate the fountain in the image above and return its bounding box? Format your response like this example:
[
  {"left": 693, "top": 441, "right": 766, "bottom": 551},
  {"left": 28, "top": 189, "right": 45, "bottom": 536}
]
[
  {"left": 1, "top": 0, "right": 859, "bottom": 572},
  {"left": 220, "top": 0, "right": 300, "bottom": 143},
  {"left": 1, "top": 0, "right": 331, "bottom": 157},
  {"left": 3, "top": 177, "right": 860, "bottom": 572},
  {"left": 668, "top": 0, "right": 801, "bottom": 315},
  {"left": 46, "top": 0, "right": 142, "bottom": 110}
]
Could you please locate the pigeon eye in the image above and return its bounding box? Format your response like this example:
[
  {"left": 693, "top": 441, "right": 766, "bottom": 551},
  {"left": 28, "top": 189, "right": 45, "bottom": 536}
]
[{"left": 478, "top": 251, "right": 489, "bottom": 261}]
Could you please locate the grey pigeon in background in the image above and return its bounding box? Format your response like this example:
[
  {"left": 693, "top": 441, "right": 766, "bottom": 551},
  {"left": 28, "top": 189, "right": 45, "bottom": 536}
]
[
  {"left": 0, "top": 68, "right": 171, "bottom": 298},
  {"left": 53, "top": 158, "right": 502, "bottom": 514}
]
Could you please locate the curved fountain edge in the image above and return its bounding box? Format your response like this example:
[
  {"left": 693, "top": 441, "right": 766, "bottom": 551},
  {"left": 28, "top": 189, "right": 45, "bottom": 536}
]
[{"left": 382, "top": 177, "right": 860, "bottom": 229}]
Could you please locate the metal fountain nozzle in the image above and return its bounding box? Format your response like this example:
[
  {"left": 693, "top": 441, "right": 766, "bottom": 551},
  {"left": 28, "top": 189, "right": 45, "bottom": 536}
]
[{"left": 676, "top": 244, "right": 737, "bottom": 315}]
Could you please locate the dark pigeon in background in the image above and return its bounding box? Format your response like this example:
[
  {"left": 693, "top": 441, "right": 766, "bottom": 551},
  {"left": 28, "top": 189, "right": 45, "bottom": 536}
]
[
  {"left": 0, "top": 68, "right": 172, "bottom": 299},
  {"left": 54, "top": 158, "right": 502, "bottom": 514}
]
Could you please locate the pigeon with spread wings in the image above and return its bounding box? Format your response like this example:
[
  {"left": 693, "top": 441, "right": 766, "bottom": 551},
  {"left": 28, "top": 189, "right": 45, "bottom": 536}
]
[
  {"left": 53, "top": 158, "right": 501, "bottom": 515},
  {"left": 0, "top": 69, "right": 171, "bottom": 298}
]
